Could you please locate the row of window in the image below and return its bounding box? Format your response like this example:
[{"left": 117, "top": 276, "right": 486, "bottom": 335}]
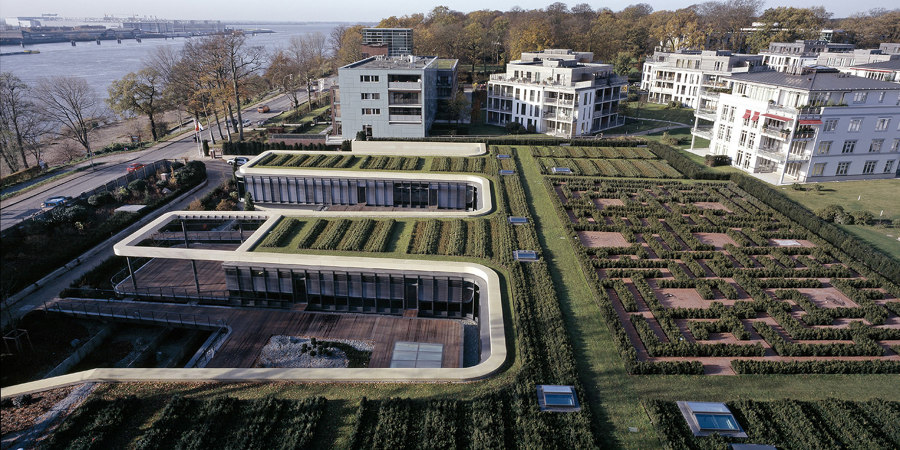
[
  {"left": 811, "top": 160, "right": 896, "bottom": 176},
  {"left": 817, "top": 138, "right": 900, "bottom": 154},
  {"left": 362, "top": 108, "right": 380, "bottom": 115},
  {"left": 823, "top": 117, "right": 894, "bottom": 133},
  {"left": 360, "top": 75, "right": 380, "bottom": 82},
  {"left": 361, "top": 92, "right": 380, "bottom": 100}
]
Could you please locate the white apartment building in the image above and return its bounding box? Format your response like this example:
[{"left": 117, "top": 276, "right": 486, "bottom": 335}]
[
  {"left": 692, "top": 67, "right": 899, "bottom": 184},
  {"left": 485, "top": 49, "right": 626, "bottom": 137},
  {"left": 641, "top": 50, "right": 763, "bottom": 109},
  {"left": 838, "top": 60, "right": 900, "bottom": 83},
  {"left": 817, "top": 48, "right": 900, "bottom": 68},
  {"left": 760, "top": 40, "right": 855, "bottom": 73}
]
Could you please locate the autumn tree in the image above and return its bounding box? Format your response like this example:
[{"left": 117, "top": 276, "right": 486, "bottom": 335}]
[
  {"left": 746, "top": 6, "right": 832, "bottom": 52},
  {"left": 107, "top": 67, "right": 169, "bottom": 140},
  {"left": 697, "top": 0, "right": 763, "bottom": 51},
  {"left": 840, "top": 9, "right": 900, "bottom": 48}
]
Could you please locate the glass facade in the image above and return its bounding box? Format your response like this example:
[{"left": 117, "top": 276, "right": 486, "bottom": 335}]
[
  {"left": 243, "top": 176, "right": 477, "bottom": 211},
  {"left": 224, "top": 264, "right": 479, "bottom": 319}
]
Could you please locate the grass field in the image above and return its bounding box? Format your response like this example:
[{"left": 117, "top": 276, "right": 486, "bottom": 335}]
[
  {"left": 625, "top": 101, "right": 696, "bottom": 124},
  {"left": 780, "top": 178, "right": 900, "bottom": 260}
]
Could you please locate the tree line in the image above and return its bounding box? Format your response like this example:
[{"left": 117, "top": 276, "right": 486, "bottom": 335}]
[{"left": 329, "top": 3, "right": 899, "bottom": 79}]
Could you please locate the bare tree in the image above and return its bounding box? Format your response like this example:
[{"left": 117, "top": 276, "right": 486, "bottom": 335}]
[
  {"left": 0, "top": 73, "right": 46, "bottom": 172},
  {"left": 34, "top": 76, "right": 102, "bottom": 168},
  {"left": 289, "top": 33, "right": 329, "bottom": 112},
  {"left": 219, "top": 34, "right": 264, "bottom": 141}
]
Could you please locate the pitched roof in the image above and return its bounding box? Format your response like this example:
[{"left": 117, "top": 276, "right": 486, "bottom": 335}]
[
  {"left": 849, "top": 59, "right": 900, "bottom": 71},
  {"left": 729, "top": 70, "right": 900, "bottom": 91}
]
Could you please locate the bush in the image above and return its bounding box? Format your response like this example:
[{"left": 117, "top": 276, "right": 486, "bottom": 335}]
[
  {"left": 128, "top": 179, "right": 148, "bottom": 193},
  {"left": 816, "top": 204, "right": 844, "bottom": 222},
  {"left": 87, "top": 191, "right": 114, "bottom": 206},
  {"left": 341, "top": 140, "right": 352, "bottom": 151},
  {"left": 704, "top": 154, "right": 731, "bottom": 167},
  {"left": 851, "top": 210, "right": 874, "bottom": 226},
  {"left": 356, "top": 130, "right": 367, "bottom": 141}
]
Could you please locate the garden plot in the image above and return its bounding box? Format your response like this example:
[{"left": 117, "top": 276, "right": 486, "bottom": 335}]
[
  {"left": 548, "top": 176, "right": 900, "bottom": 375},
  {"left": 578, "top": 231, "right": 631, "bottom": 248}
]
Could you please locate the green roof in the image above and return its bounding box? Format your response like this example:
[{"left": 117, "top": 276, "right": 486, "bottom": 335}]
[{"left": 436, "top": 59, "right": 458, "bottom": 70}]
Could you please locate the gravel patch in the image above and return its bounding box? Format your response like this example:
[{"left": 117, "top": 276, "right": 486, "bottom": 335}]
[{"left": 256, "top": 336, "right": 373, "bottom": 369}]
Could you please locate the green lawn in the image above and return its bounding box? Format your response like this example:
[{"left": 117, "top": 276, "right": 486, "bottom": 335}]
[
  {"left": 780, "top": 178, "right": 900, "bottom": 260},
  {"left": 643, "top": 127, "right": 709, "bottom": 149},
  {"left": 625, "top": 101, "right": 695, "bottom": 124}
]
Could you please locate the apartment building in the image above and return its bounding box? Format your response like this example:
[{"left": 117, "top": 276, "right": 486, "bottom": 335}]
[
  {"left": 362, "top": 28, "right": 413, "bottom": 57},
  {"left": 816, "top": 48, "right": 900, "bottom": 68},
  {"left": 485, "top": 49, "right": 626, "bottom": 137},
  {"left": 760, "top": 40, "right": 855, "bottom": 73},
  {"left": 838, "top": 60, "right": 900, "bottom": 83},
  {"left": 692, "top": 67, "right": 899, "bottom": 184},
  {"left": 641, "top": 50, "right": 763, "bottom": 109},
  {"left": 332, "top": 55, "right": 457, "bottom": 139}
]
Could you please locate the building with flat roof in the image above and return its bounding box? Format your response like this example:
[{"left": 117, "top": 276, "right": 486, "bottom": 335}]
[
  {"left": 760, "top": 40, "right": 855, "bottom": 73},
  {"left": 641, "top": 49, "right": 764, "bottom": 109},
  {"left": 332, "top": 54, "right": 457, "bottom": 139},
  {"left": 691, "top": 67, "right": 900, "bottom": 184},
  {"left": 816, "top": 48, "right": 900, "bottom": 68},
  {"left": 486, "top": 49, "right": 627, "bottom": 137},
  {"left": 837, "top": 60, "right": 900, "bottom": 83},
  {"left": 362, "top": 28, "right": 413, "bottom": 57}
]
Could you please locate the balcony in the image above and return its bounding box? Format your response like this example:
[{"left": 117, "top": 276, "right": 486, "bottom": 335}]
[
  {"left": 488, "top": 104, "right": 512, "bottom": 112},
  {"left": 695, "top": 108, "right": 717, "bottom": 121},
  {"left": 389, "top": 115, "right": 422, "bottom": 123},
  {"left": 388, "top": 82, "right": 422, "bottom": 90},
  {"left": 786, "top": 152, "right": 811, "bottom": 162},
  {"left": 761, "top": 126, "right": 790, "bottom": 140},
  {"left": 489, "top": 92, "right": 514, "bottom": 99},
  {"left": 757, "top": 145, "right": 786, "bottom": 160},
  {"left": 389, "top": 98, "right": 422, "bottom": 106},
  {"left": 692, "top": 126, "right": 713, "bottom": 139}
]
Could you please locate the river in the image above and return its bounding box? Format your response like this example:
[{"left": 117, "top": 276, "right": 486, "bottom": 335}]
[{"left": 0, "top": 23, "right": 353, "bottom": 100}]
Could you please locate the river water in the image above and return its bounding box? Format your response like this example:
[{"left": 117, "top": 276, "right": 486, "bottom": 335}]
[{"left": 0, "top": 23, "right": 347, "bottom": 100}]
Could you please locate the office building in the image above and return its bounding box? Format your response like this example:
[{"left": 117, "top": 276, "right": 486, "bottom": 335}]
[{"left": 362, "top": 28, "right": 413, "bottom": 57}]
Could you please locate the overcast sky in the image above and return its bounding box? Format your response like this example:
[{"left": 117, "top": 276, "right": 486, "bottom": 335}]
[{"left": 0, "top": 0, "right": 885, "bottom": 22}]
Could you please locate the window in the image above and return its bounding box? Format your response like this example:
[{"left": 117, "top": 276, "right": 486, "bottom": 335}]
[
  {"left": 812, "top": 163, "right": 826, "bottom": 176},
  {"left": 863, "top": 161, "right": 877, "bottom": 174},
  {"left": 360, "top": 93, "right": 380, "bottom": 100},
  {"left": 817, "top": 141, "right": 832, "bottom": 154},
  {"left": 748, "top": 133, "right": 756, "bottom": 149},
  {"left": 361, "top": 108, "right": 380, "bottom": 115},
  {"left": 836, "top": 161, "right": 851, "bottom": 176},
  {"left": 842, "top": 140, "right": 857, "bottom": 153},
  {"left": 739, "top": 130, "right": 748, "bottom": 147},
  {"left": 848, "top": 118, "right": 862, "bottom": 132},
  {"left": 823, "top": 119, "right": 838, "bottom": 132},
  {"left": 875, "top": 118, "right": 890, "bottom": 131},
  {"left": 360, "top": 75, "right": 379, "bottom": 82},
  {"left": 886, "top": 160, "right": 896, "bottom": 173},
  {"left": 892, "top": 139, "right": 900, "bottom": 152},
  {"left": 870, "top": 139, "right": 884, "bottom": 153},
  {"left": 878, "top": 91, "right": 886, "bottom": 103},
  {"left": 853, "top": 92, "right": 867, "bottom": 103}
]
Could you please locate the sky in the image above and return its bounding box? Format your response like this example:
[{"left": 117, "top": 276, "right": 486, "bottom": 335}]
[{"left": 0, "top": 0, "right": 888, "bottom": 22}]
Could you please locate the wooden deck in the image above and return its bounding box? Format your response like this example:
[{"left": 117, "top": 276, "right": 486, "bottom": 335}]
[
  {"left": 46, "top": 298, "right": 462, "bottom": 369},
  {"left": 118, "top": 255, "right": 229, "bottom": 293}
]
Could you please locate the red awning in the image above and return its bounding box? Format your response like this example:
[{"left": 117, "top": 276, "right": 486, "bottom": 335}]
[
  {"left": 742, "top": 110, "right": 751, "bottom": 119},
  {"left": 762, "top": 113, "right": 791, "bottom": 122},
  {"left": 798, "top": 119, "right": 822, "bottom": 125},
  {"left": 751, "top": 112, "right": 760, "bottom": 121}
]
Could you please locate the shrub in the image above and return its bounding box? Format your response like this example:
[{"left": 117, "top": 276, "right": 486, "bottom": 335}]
[
  {"left": 128, "top": 179, "right": 148, "bottom": 193},
  {"left": 816, "top": 204, "right": 844, "bottom": 222},
  {"left": 87, "top": 191, "right": 114, "bottom": 206}
]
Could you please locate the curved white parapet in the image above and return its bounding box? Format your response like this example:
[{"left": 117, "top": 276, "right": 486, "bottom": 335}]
[
  {"left": 350, "top": 140, "right": 486, "bottom": 156},
  {"left": 236, "top": 165, "right": 493, "bottom": 217},
  {"left": 1, "top": 252, "right": 506, "bottom": 397}
]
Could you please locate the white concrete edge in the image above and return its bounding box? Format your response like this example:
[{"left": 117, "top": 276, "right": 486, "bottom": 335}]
[
  {"left": 1, "top": 258, "right": 506, "bottom": 397},
  {"left": 350, "top": 140, "right": 487, "bottom": 156}
]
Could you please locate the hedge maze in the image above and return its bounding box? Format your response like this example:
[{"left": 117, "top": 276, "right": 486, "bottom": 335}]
[
  {"left": 546, "top": 169, "right": 900, "bottom": 375},
  {"left": 532, "top": 145, "right": 682, "bottom": 178}
]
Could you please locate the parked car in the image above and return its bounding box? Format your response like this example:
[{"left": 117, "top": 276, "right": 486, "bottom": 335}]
[
  {"left": 41, "top": 196, "right": 71, "bottom": 209},
  {"left": 242, "top": 119, "right": 252, "bottom": 127},
  {"left": 227, "top": 157, "right": 250, "bottom": 166},
  {"left": 257, "top": 105, "right": 270, "bottom": 113},
  {"left": 126, "top": 163, "right": 146, "bottom": 173}
]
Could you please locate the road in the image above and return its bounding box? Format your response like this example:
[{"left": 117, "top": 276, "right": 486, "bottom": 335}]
[{"left": 0, "top": 81, "right": 331, "bottom": 232}]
